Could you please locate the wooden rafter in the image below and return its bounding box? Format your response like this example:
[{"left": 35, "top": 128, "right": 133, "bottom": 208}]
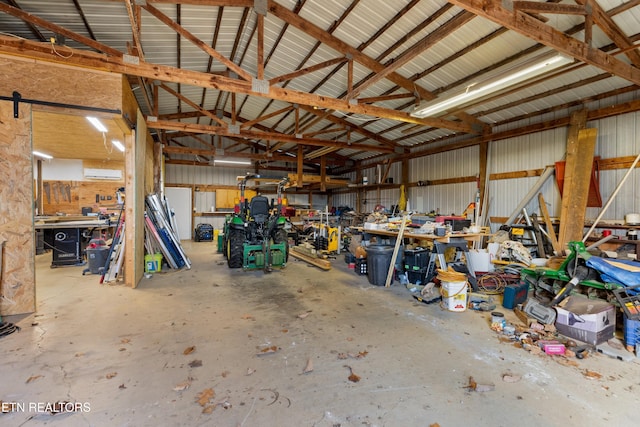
[
  {"left": 298, "top": 105, "right": 399, "bottom": 149},
  {"left": 0, "top": 36, "right": 473, "bottom": 133},
  {"left": 0, "top": 3, "right": 121, "bottom": 56},
  {"left": 125, "top": 0, "right": 145, "bottom": 59},
  {"left": 269, "top": 57, "right": 347, "bottom": 85},
  {"left": 267, "top": 1, "right": 482, "bottom": 125},
  {"left": 358, "top": 93, "right": 414, "bottom": 104},
  {"left": 241, "top": 105, "right": 294, "bottom": 129},
  {"left": 197, "top": 5, "right": 223, "bottom": 124},
  {"left": 149, "top": 0, "right": 254, "bottom": 5},
  {"left": 141, "top": 2, "right": 253, "bottom": 81},
  {"left": 574, "top": 0, "right": 640, "bottom": 67},
  {"left": 158, "top": 83, "right": 227, "bottom": 127},
  {"left": 349, "top": 11, "right": 475, "bottom": 98},
  {"left": 448, "top": 0, "right": 640, "bottom": 86},
  {"left": 149, "top": 119, "right": 395, "bottom": 153},
  {"left": 512, "top": 2, "right": 587, "bottom": 15}
]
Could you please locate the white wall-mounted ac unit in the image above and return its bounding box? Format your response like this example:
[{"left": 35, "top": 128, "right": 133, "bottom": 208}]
[{"left": 83, "top": 168, "right": 122, "bottom": 180}]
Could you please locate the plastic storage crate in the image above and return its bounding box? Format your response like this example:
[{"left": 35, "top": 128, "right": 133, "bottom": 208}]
[{"left": 356, "top": 258, "right": 367, "bottom": 275}]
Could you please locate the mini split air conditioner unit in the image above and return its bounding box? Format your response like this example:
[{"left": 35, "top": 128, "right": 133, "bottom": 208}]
[{"left": 83, "top": 168, "right": 122, "bottom": 180}]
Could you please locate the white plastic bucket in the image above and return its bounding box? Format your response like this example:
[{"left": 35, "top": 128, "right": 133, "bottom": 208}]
[
  {"left": 441, "top": 280, "right": 468, "bottom": 312},
  {"left": 467, "top": 249, "right": 494, "bottom": 274}
]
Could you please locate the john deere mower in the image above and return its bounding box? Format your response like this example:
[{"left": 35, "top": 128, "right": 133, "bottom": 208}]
[{"left": 223, "top": 174, "right": 289, "bottom": 272}]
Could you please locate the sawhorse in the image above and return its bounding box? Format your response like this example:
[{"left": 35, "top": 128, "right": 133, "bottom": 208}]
[{"left": 427, "top": 238, "right": 478, "bottom": 291}]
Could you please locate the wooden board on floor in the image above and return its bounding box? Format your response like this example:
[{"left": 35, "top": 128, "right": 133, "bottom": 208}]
[{"left": 290, "top": 247, "right": 331, "bottom": 270}]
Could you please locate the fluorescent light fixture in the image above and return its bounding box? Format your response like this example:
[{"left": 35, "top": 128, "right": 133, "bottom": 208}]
[
  {"left": 86, "top": 116, "right": 108, "bottom": 132},
  {"left": 33, "top": 150, "right": 53, "bottom": 159},
  {"left": 412, "top": 51, "right": 573, "bottom": 118},
  {"left": 214, "top": 159, "right": 251, "bottom": 165},
  {"left": 111, "top": 139, "right": 125, "bottom": 152}
]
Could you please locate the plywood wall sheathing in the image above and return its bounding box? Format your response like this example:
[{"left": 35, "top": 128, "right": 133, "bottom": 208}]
[
  {"left": 0, "top": 102, "right": 36, "bottom": 315},
  {"left": 0, "top": 55, "right": 121, "bottom": 111}
]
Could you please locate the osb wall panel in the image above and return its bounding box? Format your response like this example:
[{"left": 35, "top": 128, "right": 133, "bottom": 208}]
[
  {"left": 122, "top": 77, "right": 139, "bottom": 126},
  {"left": 145, "top": 135, "right": 155, "bottom": 194},
  {"left": 0, "top": 56, "right": 121, "bottom": 111},
  {"left": 40, "top": 180, "right": 125, "bottom": 215},
  {"left": 0, "top": 102, "right": 36, "bottom": 315}
]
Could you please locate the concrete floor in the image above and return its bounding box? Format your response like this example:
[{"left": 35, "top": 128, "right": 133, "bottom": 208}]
[{"left": 1, "top": 240, "right": 639, "bottom": 427}]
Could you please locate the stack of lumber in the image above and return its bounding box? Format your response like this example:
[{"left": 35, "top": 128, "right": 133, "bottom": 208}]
[{"left": 290, "top": 243, "right": 331, "bottom": 270}]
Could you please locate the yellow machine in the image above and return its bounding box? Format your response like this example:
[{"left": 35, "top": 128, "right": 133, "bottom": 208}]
[{"left": 315, "top": 223, "right": 339, "bottom": 253}]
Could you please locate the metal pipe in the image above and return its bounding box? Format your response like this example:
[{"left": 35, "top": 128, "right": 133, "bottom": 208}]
[
  {"left": 505, "top": 166, "right": 555, "bottom": 225},
  {"left": 582, "top": 151, "right": 640, "bottom": 242}
]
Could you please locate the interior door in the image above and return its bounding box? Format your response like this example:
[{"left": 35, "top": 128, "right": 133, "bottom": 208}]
[{"left": 164, "top": 187, "right": 192, "bottom": 240}]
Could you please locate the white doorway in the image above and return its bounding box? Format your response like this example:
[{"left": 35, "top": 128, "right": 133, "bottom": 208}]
[{"left": 164, "top": 187, "right": 192, "bottom": 240}]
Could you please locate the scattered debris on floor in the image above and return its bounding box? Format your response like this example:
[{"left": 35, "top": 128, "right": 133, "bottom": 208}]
[
  {"left": 337, "top": 350, "right": 368, "bottom": 360},
  {"left": 257, "top": 345, "right": 279, "bottom": 356},
  {"left": 105, "top": 372, "right": 117, "bottom": 379},
  {"left": 464, "top": 376, "right": 494, "bottom": 392},
  {"left": 344, "top": 365, "right": 360, "bottom": 383},
  {"left": 246, "top": 368, "right": 256, "bottom": 376},
  {"left": 302, "top": 358, "right": 314, "bottom": 374},
  {"left": 196, "top": 388, "right": 215, "bottom": 412},
  {"left": 173, "top": 380, "right": 192, "bottom": 392},
  {"left": 297, "top": 311, "right": 312, "bottom": 319},
  {"left": 183, "top": 345, "right": 196, "bottom": 355},
  {"left": 25, "top": 375, "right": 43, "bottom": 383},
  {"left": 188, "top": 359, "right": 202, "bottom": 368},
  {"left": 502, "top": 373, "right": 522, "bottom": 383},
  {"left": 583, "top": 369, "right": 603, "bottom": 380}
]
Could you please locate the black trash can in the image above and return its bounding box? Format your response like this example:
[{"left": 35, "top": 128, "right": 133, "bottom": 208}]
[{"left": 366, "top": 245, "right": 395, "bottom": 286}]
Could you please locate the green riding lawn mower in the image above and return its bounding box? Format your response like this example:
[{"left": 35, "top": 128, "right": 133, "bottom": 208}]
[{"left": 222, "top": 174, "right": 289, "bottom": 272}]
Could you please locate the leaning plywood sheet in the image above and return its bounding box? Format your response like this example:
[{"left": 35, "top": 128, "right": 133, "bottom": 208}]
[{"left": 0, "top": 102, "right": 35, "bottom": 315}]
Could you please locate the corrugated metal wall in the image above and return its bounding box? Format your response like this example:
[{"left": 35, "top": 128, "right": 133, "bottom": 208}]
[
  {"left": 489, "top": 107, "right": 640, "bottom": 233},
  {"left": 409, "top": 147, "right": 479, "bottom": 215},
  {"left": 165, "top": 164, "right": 325, "bottom": 231},
  {"left": 166, "top": 106, "right": 640, "bottom": 234}
]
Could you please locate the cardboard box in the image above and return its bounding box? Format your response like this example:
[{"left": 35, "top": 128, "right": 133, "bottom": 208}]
[{"left": 555, "top": 296, "right": 615, "bottom": 345}]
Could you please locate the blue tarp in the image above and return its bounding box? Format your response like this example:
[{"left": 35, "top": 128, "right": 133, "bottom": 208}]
[{"left": 585, "top": 256, "right": 640, "bottom": 288}]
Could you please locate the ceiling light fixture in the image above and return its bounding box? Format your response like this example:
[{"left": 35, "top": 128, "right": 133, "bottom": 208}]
[
  {"left": 214, "top": 159, "right": 251, "bottom": 165},
  {"left": 86, "top": 116, "right": 108, "bottom": 132},
  {"left": 111, "top": 139, "right": 125, "bottom": 152},
  {"left": 411, "top": 51, "right": 574, "bottom": 118},
  {"left": 33, "top": 150, "right": 53, "bottom": 159}
]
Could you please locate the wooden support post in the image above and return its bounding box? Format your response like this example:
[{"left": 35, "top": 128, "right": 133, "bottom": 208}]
[
  {"left": 297, "top": 145, "right": 304, "bottom": 188},
  {"left": 479, "top": 141, "right": 488, "bottom": 218},
  {"left": 256, "top": 13, "right": 264, "bottom": 80},
  {"left": 320, "top": 155, "right": 326, "bottom": 192},
  {"left": 355, "top": 168, "right": 362, "bottom": 213}
]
